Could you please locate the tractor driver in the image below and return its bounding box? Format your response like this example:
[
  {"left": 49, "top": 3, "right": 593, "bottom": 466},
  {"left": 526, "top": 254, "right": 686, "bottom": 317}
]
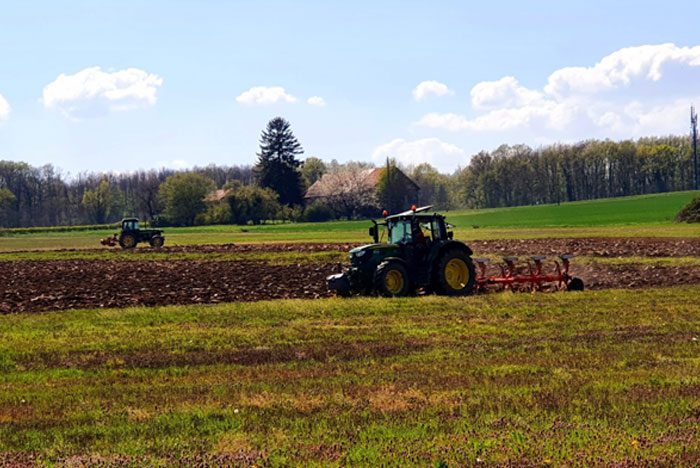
[{"left": 411, "top": 218, "right": 429, "bottom": 246}]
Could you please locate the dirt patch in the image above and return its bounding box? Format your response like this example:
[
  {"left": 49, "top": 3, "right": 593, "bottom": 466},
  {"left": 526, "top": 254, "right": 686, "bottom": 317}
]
[
  {"left": 166, "top": 237, "right": 700, "bottom": 258},
  {"left": 18, "top": 236, "right": 700, "bottom": 258},
  {"left": 575, "top": 263, "right": 700, "bottom": 289},
  {"left": 0, "top": 259, "right": 343, "bottom": 313},
  {"left": 1, "top": 257, "right": 700, "bottom": 313},
  {"left": 468, "top": 237, "right": 700, "bottom": 258},
  {"left": 22, "top": 339, "right": 427, "bottom": 370}
]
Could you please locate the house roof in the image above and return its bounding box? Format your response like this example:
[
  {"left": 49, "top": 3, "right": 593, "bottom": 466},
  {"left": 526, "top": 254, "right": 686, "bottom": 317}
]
[
  {"left": 204, "top": 188, "right": 232, "bottom": 203},
  {"left": 305, "top": 167, "right": 419, "bottom": 199}
]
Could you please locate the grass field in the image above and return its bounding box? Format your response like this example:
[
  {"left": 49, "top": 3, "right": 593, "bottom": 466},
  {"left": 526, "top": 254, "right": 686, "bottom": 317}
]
[
  {"left": 1, "top": 288, "right": 698, "bottom": 465},
  {"left": 1, "top": 191, "right": 699, "bottom": 252},
  {"left": 2, "top": 191, "right": 699, "bottom": 465}
]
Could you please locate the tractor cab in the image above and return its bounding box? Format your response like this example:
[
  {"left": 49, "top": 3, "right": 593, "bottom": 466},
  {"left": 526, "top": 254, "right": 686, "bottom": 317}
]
[
  {"left": 121, "top": 218, "right": 140, "bottom": 232},
  {"left": 369, "top": 206, "right": 454, "bottom": 246}
]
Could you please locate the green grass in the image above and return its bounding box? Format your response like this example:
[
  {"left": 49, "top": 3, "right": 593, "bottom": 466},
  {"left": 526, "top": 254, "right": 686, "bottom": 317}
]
[
  {"left": 448, "top": 190, "right": 699, "bottom": 228},
  {"left": 0, "top": 249, "right": 346, "bottom": 264},
  {"left": 1, "top": 288, "right": 698, "bottom": 465},
  {"left": 1, "top": 191, "right": 698, "bottom": 252}
]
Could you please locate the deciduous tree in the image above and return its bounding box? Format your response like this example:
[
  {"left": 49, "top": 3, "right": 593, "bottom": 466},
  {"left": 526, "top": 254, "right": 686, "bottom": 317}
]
[
  {"left": 300, "top": 156, "right": 327, "bottom": 188},
  {"left": 0, "top": 188, "right": 16, "bottom": 227},
  {"left": 159, "top": 173, "right": 215, "bottom": 226},
  {"left": 82, "top": 178, "right": 120, "bottom": 224},
  {"left": 225, "top": 184, "right": 281, "bottom": 225}
]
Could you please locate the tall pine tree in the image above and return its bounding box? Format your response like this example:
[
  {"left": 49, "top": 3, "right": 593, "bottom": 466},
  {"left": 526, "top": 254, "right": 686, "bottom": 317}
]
[{"left": 254, "top": 117, "right": 304, "bottom": 206}]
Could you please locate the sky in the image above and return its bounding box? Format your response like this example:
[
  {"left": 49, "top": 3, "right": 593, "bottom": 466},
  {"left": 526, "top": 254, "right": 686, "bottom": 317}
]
[{"left": 1, "top": 0, "right": 700, "bottom": 175}]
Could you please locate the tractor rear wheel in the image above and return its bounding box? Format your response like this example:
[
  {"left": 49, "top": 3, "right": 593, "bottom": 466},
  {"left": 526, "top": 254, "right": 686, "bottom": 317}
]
[
  {"left": 435, "top": 249, "right": 476, "bottom": 296},
  {"left": 374, "top": 260, "right": 411, "bottom": 297},
  {"left": 149, "top": 236, "right": 164, "bottom": 248},
  {"left": 119, "top": 234, "right": 137, "bottom": 249}
]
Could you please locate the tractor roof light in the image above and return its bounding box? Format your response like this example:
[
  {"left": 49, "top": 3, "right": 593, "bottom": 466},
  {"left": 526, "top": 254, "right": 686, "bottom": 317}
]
[{"left": 382, "top": 209, "right": 389, "bottom": 217}]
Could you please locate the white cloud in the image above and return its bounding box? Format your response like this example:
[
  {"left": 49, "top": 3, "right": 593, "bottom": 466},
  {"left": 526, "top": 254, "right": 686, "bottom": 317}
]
[
  {"left": 43, "top": 66, "right": 163, "bottom": 119},
  {"left": 236, "top": 86, "right": 298, "bottom": 105},
  {"left": 416, "top": 43, "right": 700, "bottom": 138},
  {"left": 545, "top": 43, "right": 700, "bottom": 98},
  {"left": 307, "top": 96, "right": 326, "bottom": 107},
  {"left": 470, "top": 76, "right": 543, "bottom": 110},
  {"left": 372, "top": 137, "right": 466, "bottom": 172},
  {"left": 412, "top": 80, "right": 454, "bottom": 101},
  {"left": 0, "top": 93, "right": 9, "bottom": 121}
]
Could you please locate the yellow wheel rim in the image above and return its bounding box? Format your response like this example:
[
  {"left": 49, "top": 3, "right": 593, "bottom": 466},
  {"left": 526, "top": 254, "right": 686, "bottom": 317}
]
[
  {"left": 445, "top": 258, "right": 469, "bottom": 290},
  {"left": 124, "top": 236, "right": 135, "bottom": 248},
  {"left": 385, "top": 269, "right": 405, "bottom": 294}
]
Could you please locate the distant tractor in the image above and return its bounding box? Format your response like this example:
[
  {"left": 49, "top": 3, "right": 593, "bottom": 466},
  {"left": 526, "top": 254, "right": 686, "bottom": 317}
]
[
  {"left": 100, "top": 218, "right": 165, "bottom": 249},
  {"left": 327, "top": 206, "right": 476, "bottom": 297}
]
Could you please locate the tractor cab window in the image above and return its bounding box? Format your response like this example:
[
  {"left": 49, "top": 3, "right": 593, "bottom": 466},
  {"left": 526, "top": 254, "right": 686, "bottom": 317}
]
[
  {"left": 388, "top": 220, "right": 412, "bottom": 244},
  {"left": 430, "top": 219, "right": 444, "bottom": 241},
  {"left": 123, "top": 220, "right": 139, "bottom": 231}
]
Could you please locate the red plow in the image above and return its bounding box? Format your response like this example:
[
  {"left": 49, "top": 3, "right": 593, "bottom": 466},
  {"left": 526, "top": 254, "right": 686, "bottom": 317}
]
[{"left": 474, "top": 255, "right": 584, "bottom": 293}]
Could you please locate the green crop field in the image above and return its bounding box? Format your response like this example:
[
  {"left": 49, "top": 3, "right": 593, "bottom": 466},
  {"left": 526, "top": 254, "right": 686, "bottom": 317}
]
[
  {"left": 1, "top": 288, "right": 698, "bottom": 465},
  {"left": 1, "top": 191, "right": 699, "bottom": 252}
]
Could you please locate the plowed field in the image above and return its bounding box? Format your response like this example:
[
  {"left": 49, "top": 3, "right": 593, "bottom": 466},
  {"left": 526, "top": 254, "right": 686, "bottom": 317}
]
[
  {"left": 37, "top": 236, "right": 700, "bottom": 257},
  {"left": 2, "top": 237, "right": 700, "bottom": 313}
]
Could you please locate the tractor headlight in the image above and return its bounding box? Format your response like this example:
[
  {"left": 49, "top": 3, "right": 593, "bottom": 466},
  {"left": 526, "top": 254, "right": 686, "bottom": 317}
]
[{"left": 354, "top": 250, "right": 366, "bottom": 258}]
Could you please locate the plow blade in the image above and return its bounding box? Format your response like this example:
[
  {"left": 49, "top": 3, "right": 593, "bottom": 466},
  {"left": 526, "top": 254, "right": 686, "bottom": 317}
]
[{"left": 474, "top": 254, "right": 584, "bottom": 293}]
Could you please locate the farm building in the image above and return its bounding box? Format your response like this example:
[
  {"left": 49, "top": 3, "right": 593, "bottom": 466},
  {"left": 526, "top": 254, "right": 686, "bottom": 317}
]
[
  {"left": 304, "top": 166, "right": 419, "bottom": 208},
  {"left": 204, "top": 188, "right": 231, "bottom": 203}
]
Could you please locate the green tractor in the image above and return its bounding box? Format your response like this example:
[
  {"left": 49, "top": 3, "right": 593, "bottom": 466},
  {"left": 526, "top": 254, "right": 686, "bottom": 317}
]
[
  {"left": 100, "top": 218, "right": 165, "bottom": 249},
  {"left": 327, "top": 206, "right": 475, "bottom": 297}
]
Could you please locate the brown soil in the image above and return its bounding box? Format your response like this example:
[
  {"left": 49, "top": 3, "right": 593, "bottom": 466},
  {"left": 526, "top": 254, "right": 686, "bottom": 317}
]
[
  {"left": 2, "top": 237, "right": 700, "bottom": 313},
  {"left": 171, "top": 236, "right": 700, "bottom": 257},
  {"left": 468, "top": 237, "right": 700, "bottom": 258},
  {"left": 34, "top": 236, "right": 700, "bottom": 257},
  {"left": 2, "top": 254, "right": 700, "bottom": 313},
  {"left": 0, "top": 260, "right": 342, "bottom": 314}
]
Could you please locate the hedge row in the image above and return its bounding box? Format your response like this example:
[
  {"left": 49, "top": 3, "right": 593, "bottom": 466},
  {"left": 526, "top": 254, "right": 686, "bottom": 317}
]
[{"left": 0, "top": 223, "right": 119, "bottom": 236}]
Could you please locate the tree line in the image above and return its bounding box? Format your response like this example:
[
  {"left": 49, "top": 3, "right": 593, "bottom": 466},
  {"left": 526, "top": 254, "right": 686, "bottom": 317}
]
[
  {"left": 0, "top": 162, "right": 253, "bottom": 228},
  {"left": 457, "top": 136, "right": 694, "bottom": 209},
  {"left": 0, "top": 118, "right": 697, "bottom": 229}
]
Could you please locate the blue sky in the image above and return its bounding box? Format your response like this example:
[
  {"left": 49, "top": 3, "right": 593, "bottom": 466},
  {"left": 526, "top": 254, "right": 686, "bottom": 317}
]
[{"left": 1, "top": 0, "right": 699, "bottom": 175}]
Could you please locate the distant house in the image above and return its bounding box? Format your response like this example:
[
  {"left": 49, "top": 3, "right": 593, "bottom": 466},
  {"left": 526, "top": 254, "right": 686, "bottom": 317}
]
[
  {"left": 305, "top": 167, "right": 419, "bottom": 209},
  {"left": 204, "top": 188, "right": 232, "bottom": 203}
]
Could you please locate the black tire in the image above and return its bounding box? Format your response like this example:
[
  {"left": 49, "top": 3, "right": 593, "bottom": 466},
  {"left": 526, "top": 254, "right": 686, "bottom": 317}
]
[
  {"left": 435, "top": 249, "right": 476, "bottom": 296},
  {"left": 119, "top": 234, "right": 137, "bottom": 249},
  {"left": 149, "top": 236, "right": 164, "bottom": 248},
  {"left": 374, "top": 260, "right": 411, "bottom": 297},
  {"left": 567, "top": 277, "right": 584, "bottom": 291}
]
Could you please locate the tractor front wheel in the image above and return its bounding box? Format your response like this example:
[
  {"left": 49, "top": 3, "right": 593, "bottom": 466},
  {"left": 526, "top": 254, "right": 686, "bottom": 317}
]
[
  {"left": 435, "top": 250, "right": 476, "bottom": 296},
  {"left": 149, "top": 236, "right": 164, "bottom": 248},
  {"left": 119, "top": 234, "right": 137, "bottom": 249},
  {"left": 374, "top": 260, "right": 411, "bottom": 297}
]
